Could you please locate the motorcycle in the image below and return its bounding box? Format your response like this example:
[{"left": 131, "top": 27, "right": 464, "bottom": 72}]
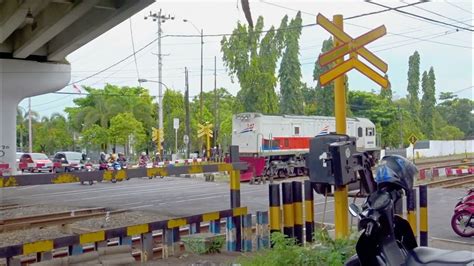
[
  {"left": 451, "top": 189, "right": 474, "bottom": 237},
  {"left": 107, "top": 162, "right": 121, "bottom": 183},
  {"left": 345, "top": 156, "right": 474, "bottom": 266}
]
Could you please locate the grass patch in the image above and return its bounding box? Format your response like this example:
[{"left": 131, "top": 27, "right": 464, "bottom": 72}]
[{"left": 238, "top": 228, "right": 358, "bottom": 266}]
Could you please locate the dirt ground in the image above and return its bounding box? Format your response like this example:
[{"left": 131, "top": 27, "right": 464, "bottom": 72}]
[{"left": 142, "top": 251, "right": 251, "bottom": 265}]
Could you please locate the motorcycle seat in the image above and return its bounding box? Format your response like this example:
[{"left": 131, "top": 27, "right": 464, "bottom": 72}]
[{"left": 407, "top": 247, "right": 474, "bottom": 265}]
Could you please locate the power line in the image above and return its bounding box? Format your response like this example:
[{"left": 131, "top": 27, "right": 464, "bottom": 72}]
[
  {"left": 445, "top": 1, "right": 473, "bottom": 14},
  {"left": 129, "top": 18, "right": 141, "bottom": 86},
  {"left": 162, "top": 23, "right": 318, "bottom": 38},
  {"left": 402, "top": 0, "right": 473, "bottom": 28},
  {"left": 345, "top": 1, "right": 426, "bottom": 20},
  {"left": 69, "top": 36, "right": 158, "bottom": 85},
  {"left": 259, "top": 0, "right": 471, "bottom": 49},
  {"left": 366, "top": 1, "right": 474, "bottom": 32}
]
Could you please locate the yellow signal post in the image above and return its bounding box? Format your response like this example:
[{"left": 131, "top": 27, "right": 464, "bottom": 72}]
[
  {"left": 198, "top": 122, "right": 213, "bottom": 159},
  {"left": 332, "top": 14, "right": 349, "bottom": 239},
  {"left": 317, "top": 13, "right": 389, "bottom": 238},
  {"left": 152, "top": 127, "right": 164, "bottom": 154}
]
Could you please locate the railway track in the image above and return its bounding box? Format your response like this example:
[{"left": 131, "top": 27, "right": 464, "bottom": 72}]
[
  {"left": 0, "top": 207, "right": 126, "bottom": 232},
  {"left": 422, "top": 174, "right": 474, "bottom": 189},
  {"left": 415, "top": 157, "right": 473, "bottom": 169}
]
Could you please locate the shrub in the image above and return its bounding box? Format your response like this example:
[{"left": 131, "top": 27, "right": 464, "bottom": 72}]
[{"left": 238, "top": 228, "right": 358, "bottom": 266}]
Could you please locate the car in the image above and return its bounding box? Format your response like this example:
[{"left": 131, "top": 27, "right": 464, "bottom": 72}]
[
  {"left": 16, "top": 152, "right": 23, "bottom": 163},
  {"left": 19, "top": 153, "right": 53, "bottom": 173},
  {"left": 53, "top": 151, "right": 88, "bottom": 172}
]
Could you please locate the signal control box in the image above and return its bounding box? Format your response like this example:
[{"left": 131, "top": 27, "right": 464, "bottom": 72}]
[{"left": 306, "top": 133, "right": 357, "bottom": 186}]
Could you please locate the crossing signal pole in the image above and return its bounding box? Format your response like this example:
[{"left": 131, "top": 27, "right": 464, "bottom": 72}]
[{"left": 317, "top": 13, "right": 388, "bottom": 238}]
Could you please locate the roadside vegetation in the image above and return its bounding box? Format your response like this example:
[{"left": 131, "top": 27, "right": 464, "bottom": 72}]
[{"left": 238, "top": 229, "right": 358, "bottom": 266}]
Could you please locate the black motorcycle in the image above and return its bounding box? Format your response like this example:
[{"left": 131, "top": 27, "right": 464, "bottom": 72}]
[{"left": 346, "top": 155, "right": 474, "bottom": 266}]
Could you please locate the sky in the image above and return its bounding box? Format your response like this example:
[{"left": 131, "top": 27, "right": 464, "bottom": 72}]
[{"left": 21, "top": 0, "right": 473, "bottom": 117}]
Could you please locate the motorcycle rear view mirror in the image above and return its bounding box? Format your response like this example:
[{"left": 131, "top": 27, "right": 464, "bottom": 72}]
[{"left": 349, "top": 203, "right": 360, "bottom": 217}]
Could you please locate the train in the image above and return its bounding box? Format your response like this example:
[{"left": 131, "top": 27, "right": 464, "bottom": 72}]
[{"left": 231, "top": 113, "right": 379, "bottom": 181}]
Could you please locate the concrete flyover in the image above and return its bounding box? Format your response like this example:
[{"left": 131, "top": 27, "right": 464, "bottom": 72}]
[{"left": 0, "top": 0, "right": 154, "bottom": 174}]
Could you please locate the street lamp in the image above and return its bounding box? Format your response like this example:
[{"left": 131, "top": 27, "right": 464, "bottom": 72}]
[
  {"left": 138, "top": 79, "right": 170, "bottom": 90},
  {"left": 183, "top": 19, "right": 204, "bottom": 123}
]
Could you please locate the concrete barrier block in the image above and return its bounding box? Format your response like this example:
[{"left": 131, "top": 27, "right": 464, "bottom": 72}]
[
  {"left": 98, "top": 245, "right": 131, "bottom": 256},
  {"left": 30, "top": 257, "right": 66, "bottom": 266},
  {"left": 99, "top": 254, "right": 136, "bottom": 266},
  {"left": 67, "top": 251, "right": 99, "bottom": 264}
]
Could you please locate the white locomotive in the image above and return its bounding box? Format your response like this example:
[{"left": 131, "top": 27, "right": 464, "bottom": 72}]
[{"left": 232, "top": 113, "right": 379, "bottom": 180}]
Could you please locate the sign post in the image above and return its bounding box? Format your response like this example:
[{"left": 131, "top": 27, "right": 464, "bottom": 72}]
[
  {"left": 408, "top": 134, "right": 418, "bottom": 163},
  {"left": 317, "top": 13, "right": 388, "bottom": 238},
  {"left": 174, "top": 118, "right": 179, "bottom": 154}
]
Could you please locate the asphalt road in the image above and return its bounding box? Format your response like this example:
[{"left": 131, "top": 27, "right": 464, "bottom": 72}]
[{"left": 1, "top": 176, "right": 472, "bottom": 249}]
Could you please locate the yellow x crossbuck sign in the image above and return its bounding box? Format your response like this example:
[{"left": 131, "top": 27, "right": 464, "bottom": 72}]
[
  {"left": 198, "top": 123, "right": 213, "bottom": 138},
  {"left": 317, "top": 14, "right": 389, "bottom": 88}
]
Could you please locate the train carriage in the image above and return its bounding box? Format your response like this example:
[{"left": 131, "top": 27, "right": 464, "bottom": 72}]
[{"left": 232, "top": 113, "right": 379, "bottom": 181}]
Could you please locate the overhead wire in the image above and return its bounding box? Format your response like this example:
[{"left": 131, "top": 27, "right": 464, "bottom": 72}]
[
  {"left": 366, "top": 1, "right": 474, "bottom": 32},
  {"left": 444, "top": 1, "right": 473, "bottom": 14},
  {"left": 129, "top": 18, "right": 141, "bottom": 86},
  {"left": 400, "top": 0, "right": 473, "bottom": 28}
]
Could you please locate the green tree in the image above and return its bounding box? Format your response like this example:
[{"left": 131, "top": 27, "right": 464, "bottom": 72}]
[
  {"left": 279, "top": 12, "right": 304, "bottom": 115},
  {"left": 379, "top": 74, "right": 392, "bottom": 102},
  {"left": 436, "top": 125, "right": 465, "bottom": 140},
  {"left": 437, "top": 96, "right": 473, "bottom": 138},
  {"left": 221, "top": 16, "right": 287, "bottom": 114},
  {"left": 407, "top": 51, "right": 421, "bottom": 118},
  {"left": 33, "top": 113, "right": 73, "bottom": 154},
  {"left": 66, "top": 84, "right": 155, "bottom": 152},
  {"left": 162, "top": 89, "right": 185, "bottom": 153},
  {"left": 312, "top": 38, "right": 351, "bottom": 116},
  {"left": 301, "top": 83, "right": 317, "bottom": 115},
  {"left": 80, "top": 124, "right": 109, "bottom": 152},
  {"left": 108, "top": 113, "right": 146, "bottom": 155},
  {"left": 313, "top": 38, "right": 335, "bottom": 116},
  {"left": 420, "top": 68, "right": 436, "bottom": 138},
  {"left": 349, "top": 91, "right": 397, "bottom": 147}
]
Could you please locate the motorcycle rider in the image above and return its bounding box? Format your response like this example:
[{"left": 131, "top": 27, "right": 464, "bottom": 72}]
[
  {"left": 108, "top": 153, "right": 117, "bottom": 163},
  {"left": 152, "top": 152, "right": 161, "bottom": 166},
  {"left": 99, "top": 152, "right": 107, "bottom": 170},
  {"left": 117, "top": 152, "right": 127, "bottom": 167},
  {"left": 139, "top": 152, "right": 149, "bottom": 167}
]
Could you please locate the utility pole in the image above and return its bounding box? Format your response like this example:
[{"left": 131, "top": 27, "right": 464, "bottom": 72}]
[
  {"left": 398, "top": 105, "right": 403, "bottom": 148},
  {"left": 213, "top": 56, "right": 218, "bottom": 148},
  {"left": 185, "top": 67, "right": 190, "bottom": 158},
  {"left": 200, "top": 29, "right": 204, "bottom": 123},
  {"left": 144, "top": 10, "right": 175, "bottom": 156},
  {"left": 28, "top": 97, "right": 32, "bottom": 153}
]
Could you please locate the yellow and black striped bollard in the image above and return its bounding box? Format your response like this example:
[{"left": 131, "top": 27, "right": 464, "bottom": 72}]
[
  {"left": 269, "top": 183, "right": 281, "bottom": 236},
  {"left": 292, "top": 181, "right": 303, "bottom": 244},
  {"left": 419, "top": 185, "right": 428, "bottom": 246},
  {"left": 282, "top": 182, "right": 294, "bottom": 238},
  {"left": 304, "top": 180, "right": 314, "bottom": 243},
  {"left": 407, "top": 188, "right": 417, "bottom": 238}
]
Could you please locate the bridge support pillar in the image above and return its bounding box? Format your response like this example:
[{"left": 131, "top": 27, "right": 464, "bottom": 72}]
[{"left": 0, "top": 59, "right": 70, "bottom": 174}]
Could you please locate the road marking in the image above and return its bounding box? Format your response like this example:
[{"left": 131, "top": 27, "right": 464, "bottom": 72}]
[
  {"left": 12, "top": 181, "right": 218, "bottom": 201},
  {"left": 13, "top": 178, "right": 194, "bottom": 198},
  {"left": 122, "top": 201, "right": 143, "bottom": 207},
  {"left": 127, "top": 204, "right": 153, "bottom": 210},
  {"left": 16, "top": 185, "right": 38, "bottom": 190}
]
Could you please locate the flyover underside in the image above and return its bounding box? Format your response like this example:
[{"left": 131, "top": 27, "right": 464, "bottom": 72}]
[{"left": 0, "top": 59, "right": 71, "bottom": 174}]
